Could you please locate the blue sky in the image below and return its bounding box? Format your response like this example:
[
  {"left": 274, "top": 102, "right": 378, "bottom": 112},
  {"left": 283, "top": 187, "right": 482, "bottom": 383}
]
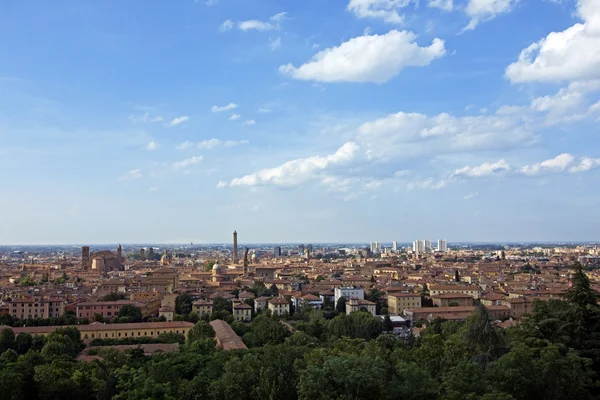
[{"left": 1, "top": 0, "right": 599, "bottom": 245}]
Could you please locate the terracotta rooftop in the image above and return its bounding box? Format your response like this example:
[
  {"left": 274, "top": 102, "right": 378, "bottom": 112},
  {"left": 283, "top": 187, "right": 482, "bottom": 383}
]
[{"left": 210, "top": 319, "right": 248, "bottom": 351}]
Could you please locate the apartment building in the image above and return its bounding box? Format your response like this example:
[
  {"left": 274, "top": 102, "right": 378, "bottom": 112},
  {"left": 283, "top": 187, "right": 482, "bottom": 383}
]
[
  {"left": 387, "top": 293, "right": 422, "bottom": 315},
  {"left": 8, "top": 296, "right": 66, "bottom": 320},
  {"left": 76, "top": 300, "right": 145, "bottom": 320}
]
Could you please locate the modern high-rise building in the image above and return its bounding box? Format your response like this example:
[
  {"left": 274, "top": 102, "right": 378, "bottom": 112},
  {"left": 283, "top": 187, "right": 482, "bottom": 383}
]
[
  {"left": 424, "top": 240, "right": 432, "bottom": 253},
  {"left": 140, "top": 248, "right": 146, "bottom": 260},
  {"left": 438, "top": 239, "right": 448, "bottom": 252},
  {"left": 233, "top": 231, "right": 238, "bottom": 264},
  {"left": 274, "top": 246, "right": 282, "bottom": 257},
  {"left": 412, "top": 240, "right": 426, "bottom": 254},
  {"left": 392, "top": 241, "right": 398, "bottom": 252},
  {"left": 370, "top": 241, "right": 381, "bottom": 253},
  {"left": 298, "top": 244, "right": 305, "bottom": 255}
]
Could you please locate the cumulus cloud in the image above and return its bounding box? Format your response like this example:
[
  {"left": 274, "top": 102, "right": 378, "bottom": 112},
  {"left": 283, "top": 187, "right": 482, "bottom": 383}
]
[
  {"left": 505, "top": 0, "right": 600, "bottom": 83},
  {"left": 356, "top": 111, "right": 536, "bottom": 161},
  {"left": 118, "top": 169, "right": 142, "bottom": 181},
  {"left": 464, "top": 0, "right": 518, "bottom": 31},
  {"left": 520, "top": 153, "right": 575, "bottom": 175},
  {"left": 211, "top": 103, "right": 237, "bottom": 112},
  {"left": 172, "top": 156, "right": 203, "bottom": 170},
  {"left": 428, "top": 0, "right": 453, "bottom": 11},
  {"left": 244, "top": 119, "right": 256, "bottom": 125},
  {"left": 279, "top": 30, "right": 446, "bottom": 83},
  {"left": 169, "top": 116, "right": 189, "bottom": 126},
  {"left": 464, "top": 192, "right": 479, "bottom": 200},
  {"left": 220, "top": 142, "right": 360, "bottom": 187},
  {"left": 569, "top": 157, "right": 600, "bottom": 172},
  {"left": 229, "top": 114, "right": 241, "bottom": 120},
  {"left": 452, "top": 159, "right": 511, "bottom": 177},
  {"left": 145, "top": 141, "right": 159, "bottom": 151}
]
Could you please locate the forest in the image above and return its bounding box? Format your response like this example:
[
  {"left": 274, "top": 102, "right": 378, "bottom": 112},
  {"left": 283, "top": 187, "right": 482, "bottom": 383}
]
[{"left": 0, "top": 267, "right": 599, "bottom": 400}]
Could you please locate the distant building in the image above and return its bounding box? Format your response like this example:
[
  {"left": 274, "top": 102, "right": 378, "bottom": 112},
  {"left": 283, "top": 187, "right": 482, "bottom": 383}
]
[
  {"left": 268, "top": 298, "right": 290, "bottom": 316},
  {"left": 8, "top": 296, "right": 66, "bottom": 320},
  {"left": 431, "top": 293, "right": 473, "bottom": 307},
  {"left": 233, "top": 231, "right": 238, "bottom": 264},
  {"left": 274, "top": 246, "right": 282, "bottom": 258},
  {"left": 334, "top": 287, "right": 364, "bottom": 308},
  {"left": 370, "top": 241, "right": 381, "bottom": 253},
  {"left": 437, "top": 239, "right": 448, "bottom": 252},
  {"left": 82, "top": 246, "right": 90, "bottom": 269},
  {"left": 387, "top": 293, "right": 422, "bottom": 315},
  {"left": 346, "top": 298, "right": 377, "bottom": 316},
  {"left": 77, "top": 300, "right": 145, "bottom": 320},
  {"left": 412, "top": 240, "right": 425, "bottom": 254},
  {"left": 392, "top": 241, "right": 398, "bottom": 252},
  {"left": 192, "top": 300, "right": 214, "bottom": 317},
  {"left": 233, "top": 302, "right": 252, "bottom": 322}
]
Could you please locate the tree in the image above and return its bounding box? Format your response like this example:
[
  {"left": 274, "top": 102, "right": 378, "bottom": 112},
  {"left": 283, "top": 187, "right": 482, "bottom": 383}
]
[
  {"left": 336, "top": 297, "right": 347, "bottom": 314},
  {"left": 212, "top": 296, "right": 233, "bottom": 313},
  {"left": 102, "top": 292, "right": 127, "bottom": 301},
  {"left": 383, "top": 315, "right": 394, "bottom": 332},
  {"left": 175, "top": 293, "right": 193, "bottom": 315},
  {"left": 463, "top": 304, "right": 505, "bottom": 360},
  {"left": 117, "top": 305, "right": 143, "bottom": 322},
  {"left": 187, "top": 321, "right": 215, "bottom": 344},
  {"left": 242, "top": 316, "right": 290, "bottom": 347},
  {"left": 0, "top": 328, "right": 16, "bottom": 353}
]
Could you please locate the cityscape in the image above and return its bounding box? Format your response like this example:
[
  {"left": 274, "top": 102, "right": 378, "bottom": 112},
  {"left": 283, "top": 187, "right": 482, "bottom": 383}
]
[{"left": 2, "top": 0, "right": 600, "bottom": 398}]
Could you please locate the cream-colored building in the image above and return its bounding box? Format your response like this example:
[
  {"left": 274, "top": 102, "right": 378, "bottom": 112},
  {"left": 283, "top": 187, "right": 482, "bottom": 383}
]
[
  {"left": 268, "top": 298, "right": 290, "bottom": 316},
  {"left": 8, "top": 296, "right": 66, "bottom": 320},
  {"left": 346, "top": 298, "right": 377, "bottom": 316},
  {"left": 387, "top": 293, "right": 422, "bottom": 315},
  {"left": 233, "top": 303, "right": 252, "bottom": 322},
  {"left": 192, "top": 300, "right": 214, "bottom": 317}
]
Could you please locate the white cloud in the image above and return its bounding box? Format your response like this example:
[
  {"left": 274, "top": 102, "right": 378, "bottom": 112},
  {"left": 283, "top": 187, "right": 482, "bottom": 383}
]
[
  {"left": 211, "top": 103, "right": 237, "bottom": 113},
  {"left": 407, "top": 178, "right": 447, "bottom": 190},
  {"left": 198, "top": 138, "right": 249, "bottom": 149},
  {"left": 229, "top": 114, "right": 241, "bottom": 120},
  {"left": 270, "top": 37, "right": 282, "bottom": 50},
  {"left": 237, "top": 13, "right": 287, "bottom": 32},
  {"left": 452, "top": 159, "right": 511, "bottom": 177},
  {"left": 222, "top": 142, "right": 360, "bottom": 187},
  {"left": 356, "top": 111, "right": 535, "bottom": 161},
  {"left": 176, "top": 141, "right": 195, "bottom": 150},
  {"left": 279, "top": 30, "right": 446, "bottom": 83},
  {"left": 149, "top": 186, "right": 160, "bottom": 192},
  {"left": 257, "top": 107, "right": 272, "bottom": 113},
  {"left": 347, "top": 0, "right": 411, "bottom": 24},
  {"left": 220, "top": 20, "right": 234, "bottom": 31},
  {"left": 129, "top": 113, "right": 163, "bottom": 123},
  {"left": 569, "top": 157, "right": 600, "bottom": 172},
  {"left": 169, "top": 116, "right": 189, "bottom": 126},
  {"left": 145, "top": 141, "right": 159, "bottom": 151},
  {"left": 173, "top": 156, "right": 203, "bottom": 170},
  {"left": 204, "top": 0, "right": 218, "bottom": 5},
  {"left": 520, "top": 153, "right": 575, "bottom": 175},
  {"left": 119, "top": 169, "right": 142, "bottom": 181},
  {"left": 464, "top": 192, "right": 479, "bottom": 200},
  {"left": 428, "top": 0, "right": 453, "bottom": 11},
  {"left": 464, "top": 0, "right": 519, "bottom": 31},
  {"left": 244, "top": 119, "right": 256, "bottom": 125},
  {"left": 505, "top": 0, "right": 600, "bottom": 83}
]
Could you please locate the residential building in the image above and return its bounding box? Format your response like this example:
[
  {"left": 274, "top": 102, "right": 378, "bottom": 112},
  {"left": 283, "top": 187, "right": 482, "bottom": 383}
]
[
  {"left": 392, "top": 241, "right": 398, "bottom": 252},
  {"left": 232, "top": 302, "right": 252, "bottom": 322},
  {"left": 346, "top": 298, "right": 377, "bottom": 316},
  {"left": 431, "top": 293, "right": 473, "bottom": 307},
  {"left": 77, "top": 300, "right": 145, "bottom": 320},
  {"left": 268, "top": 298, "right": 290, "bottom": 316},
  {"left": 334, "top": 286, "right": 364, "bottom": 307},
  {"left": 9, "top": 296, "right": 66, "bottom": 320},
  {"left": 192, "top": 300, "right": 214, "bottom": 317},
  {"left": 387, "top": 293, "right": 422, "bottom": 315},
  {"left": 254, "top": 297, "right": 270, "bottom": 313},
  {"left": 428, "top": 284, "right": 481, "bottom": 299},
  {"left": 437, "top": 239, "right": 448, "bottom": 252},
  {"left": 404, "top": 305, "right": 510, "bottom": 322}
]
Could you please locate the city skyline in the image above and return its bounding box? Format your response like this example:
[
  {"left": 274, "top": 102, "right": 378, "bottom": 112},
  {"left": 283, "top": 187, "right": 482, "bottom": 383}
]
[{"left": 2, "top": 1, "right": 600, "bottom": 244}]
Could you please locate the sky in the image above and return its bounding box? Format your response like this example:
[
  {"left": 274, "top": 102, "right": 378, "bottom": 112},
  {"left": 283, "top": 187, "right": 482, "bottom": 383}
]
[{"left": 1, "top": 0, "right": 599, "bottom": 245}]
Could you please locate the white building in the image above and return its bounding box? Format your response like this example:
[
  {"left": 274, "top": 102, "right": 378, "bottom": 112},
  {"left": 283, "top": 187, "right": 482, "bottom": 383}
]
[
  {"left": 335, "top": 287, "right": 364, "bottom": 307},
  {"left": 370, "top": 241, "right": 381, "bottom": 253},
  {"left": 412, "top": 240, "right": 425, "bottom": 254},
  {"left": 392, "top": 241, "right": 398, "bottom": 252},
  {"left": 437, "top": 239, "right": 448, "bottom": 252},
  {"left": 424, "top": 240, "right": 432, "bottom": 253}
]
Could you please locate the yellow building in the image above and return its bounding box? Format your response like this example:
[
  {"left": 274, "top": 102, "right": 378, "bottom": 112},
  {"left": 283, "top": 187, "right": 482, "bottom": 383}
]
[
  {"left": 387, "top": 293, "right": 422, "bottom": 315},
  {"left": 268, "top": 298, "right": 290, "bottom": 316},
  {"left": 8, "top": 296, "right": 66, "bottom": 320},
  {"left": 428, "top": 284, "right": 481, "bottom": 299},
  {"left": 2, "top": 321, "right": 194, "bottom": 341}
]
